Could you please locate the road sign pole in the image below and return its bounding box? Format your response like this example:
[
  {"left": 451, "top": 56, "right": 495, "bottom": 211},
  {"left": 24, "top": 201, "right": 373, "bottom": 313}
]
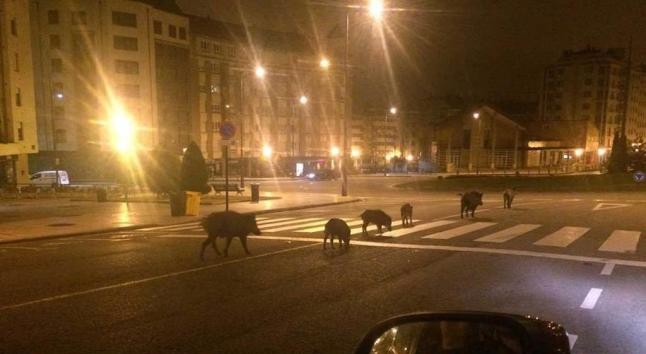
[{"left": 224, "top": 144, "right": 229, "bottom": 211}]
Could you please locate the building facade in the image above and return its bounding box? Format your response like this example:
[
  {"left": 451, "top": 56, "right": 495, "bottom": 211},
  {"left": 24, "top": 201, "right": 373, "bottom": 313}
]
[
  {"left": 0, "top": 0, "right": 38, "bottom": 186},
  {"left": 189, "top": 17, "right": 347, "bottom": 176},
  {"left": 538, "top": 47, "right": 646, "bottom": 167},
  {"left": 29, "top": 0, "right": 190, "bottom": 177}
]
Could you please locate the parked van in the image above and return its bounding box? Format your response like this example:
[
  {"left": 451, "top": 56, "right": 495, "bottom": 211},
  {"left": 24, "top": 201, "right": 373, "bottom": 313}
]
[{"left": 29, "top": 170, "right": 70, "bottom": 186}]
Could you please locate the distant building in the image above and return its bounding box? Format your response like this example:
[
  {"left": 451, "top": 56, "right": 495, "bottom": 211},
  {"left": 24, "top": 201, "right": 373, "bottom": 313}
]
[
  {"left": 537, "top": 46, "right": 646, "bottom": 168},
  {"left": 0, "top": 0, "right": 38, "bottom": 186},
  {"left": 188, "top": 16, "right": 347, "bottom": 176},
  {"left": 29, "top": 0, "right": 190, "bottom": 177}
]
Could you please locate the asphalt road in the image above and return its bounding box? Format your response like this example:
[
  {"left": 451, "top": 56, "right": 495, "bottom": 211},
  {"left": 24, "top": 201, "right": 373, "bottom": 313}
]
[{"left": 2, "top": 180, "right": 646, "bottom": 353}]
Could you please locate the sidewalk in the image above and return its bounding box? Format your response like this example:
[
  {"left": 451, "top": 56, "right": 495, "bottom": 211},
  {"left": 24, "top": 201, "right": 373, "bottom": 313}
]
[{"left": 0, "top": 192, "right": 360, "bottom": 244}]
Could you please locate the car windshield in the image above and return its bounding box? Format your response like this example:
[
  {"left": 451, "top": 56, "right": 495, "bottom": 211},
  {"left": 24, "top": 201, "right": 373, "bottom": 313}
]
[{"left": 1, "top": 1, "right": 644, "bottom": 354}]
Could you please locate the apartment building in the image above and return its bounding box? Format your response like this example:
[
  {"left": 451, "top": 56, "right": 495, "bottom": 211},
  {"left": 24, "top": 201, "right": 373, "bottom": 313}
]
[{"left": 0, "top": 0, "right": 38, "bottom": 185}]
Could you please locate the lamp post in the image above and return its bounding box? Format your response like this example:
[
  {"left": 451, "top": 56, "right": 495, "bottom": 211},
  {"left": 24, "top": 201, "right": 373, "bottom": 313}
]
[
  {"left": 472, "top": 112, "right": 480, "bottom": 174},
  {"left": 294, "top": 95, "right": 308, "bottom": 159}
]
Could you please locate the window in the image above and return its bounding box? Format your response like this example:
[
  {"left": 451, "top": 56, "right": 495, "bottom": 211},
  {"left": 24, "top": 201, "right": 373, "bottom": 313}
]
[
  {"left": 200, "top": 40, "right": 209, "bottom": 51},
  {"left": 168, "top": 25, "right": 176, "bottom": 38},
  {"left": 115, "top": 60, "right": 139, "bottom": 74},
  {"left": 14, "top": 53, "right": 19, "bottom": 72},
  {"left": 18, "top": 122, "right": 24, "bottom": 141},
  {"left": 51, "top": 58, "right": 63, "bottom": 73},
  {"left": 153, "top": 20, "right": 162, "bottom": 34},
  {"left": 50, "top": 35, "right": 61, "bottom": 49},
  {"left": 11, "top": 19, "right": 17, "bottom": 36},
  {"left": 213, "top": 44, "right": 222, "bottom": 55},
  {"left": 71, "top": 11, "right": 87, "bottom": 25},
  {"left": 48, "top": 10, "right": 59, "bottom": 25},
  {"left": 15, "top": 88, "right": 21, "bottom": 106},
  {"left": 54, "top": 129, "right": 67, "bottom": 143},
  {"left": 211, "top": 104, "right": 221, "bottom": 113},
  {"left": 53, "top": 82, "right": 64, "bottom": 98},
  {"left": 113, "top": 36, "right": 138, "bottom": 51},
  {"left": 226, "top": 46, "right": 236, "bottom": 57},
  {"left": 117, "top": 84, "right": 140, "bottom": 98},
  {"left": 112, "top": 11, "right": 137, "bottom": 27}
]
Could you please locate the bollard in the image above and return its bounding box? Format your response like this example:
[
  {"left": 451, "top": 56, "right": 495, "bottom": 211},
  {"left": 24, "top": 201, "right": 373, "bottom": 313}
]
[{"left": 251, "top": 183, "right": 260, "bottom": 203}]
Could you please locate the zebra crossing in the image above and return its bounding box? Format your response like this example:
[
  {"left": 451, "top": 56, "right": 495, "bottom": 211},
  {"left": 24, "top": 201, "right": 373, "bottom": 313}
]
[{"left": 139, "top": 215, "right": 644, "bottom": 255}]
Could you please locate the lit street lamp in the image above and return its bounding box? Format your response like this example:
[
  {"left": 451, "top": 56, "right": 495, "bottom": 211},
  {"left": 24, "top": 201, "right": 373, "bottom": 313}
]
[
  {"left": 319, "top": 57, "right": 330, "bottom": 70},
  {"left": 299, "top": 95, "right": 308, "bottom": 105},
  {"left": 472, "top": 112, "right": 481, "bottom": 174},
  {"left": 390, "top": 106, "right": 397, "bottom": 115},
  {"left": 331, "top": 146, "right": 340, "bottom": 157},
  {"left": 262, "top": 145, "right": 272, "bottom": 159},
  {"left": 254, "top": 65, "right": 266, "bottom": 79},
  {"left": 368, "top": 0, "right": 384, "bottom": 20}
]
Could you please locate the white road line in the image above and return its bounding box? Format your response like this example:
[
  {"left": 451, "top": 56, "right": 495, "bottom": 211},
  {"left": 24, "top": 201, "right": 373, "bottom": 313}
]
[
  {"left": 296, "top": 219, "right": 363, "bottom": 233},
  {"left": 0, "top": 243, "right": 317, "bottom": 312},
  {"left": 423, "top": 222, "right": 497, "bottom": 240},
  {"left": 260, "top": 218, "right": 323, "bottom": 231},
  {"left": 0, "top": 246, "right": 41, "bottom": 251},
  {"left": 567, "top": 333, "right": 578, "bottom": 350},
  {"left": 475, "top": 224, "right": 541, "bottom": 243},
  {"left": 263, "top": 219, "right": 332, "bottom": 232},
  {"left": 349, "top": 220, "right": 404, "bottom": 235},
  {"left": 382, "top": 220, "right": 454, "bottom": 238},
  {"left": 580, "top": 288, "right": 603, "bottom": 309},
  {"left": 601, "top": 263, "right": 615, "bottom": 275},
  {"left": 257, "top": 217, "right": 295, "bottom": 226},
  {"left": 534, "top": 226, "right": 590, "bottom": 247},
  {"left": 598, "top": 230, "right": 641, "bottom": 253},
  {"left": 139, "top": 223, "right": 199, "bottom": 231},
  {"left": 246, "top": 235, "right": 646, "bottom": 269},
  {"left": 255, "top": 217, "right": 269, "bottom": 221}
]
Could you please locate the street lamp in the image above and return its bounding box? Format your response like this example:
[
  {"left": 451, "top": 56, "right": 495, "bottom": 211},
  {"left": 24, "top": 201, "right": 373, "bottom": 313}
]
[
  {"left": 574, "top": 148, "right": 584, "bottom": 157},
  {"left": 473, "top": 112, "right": 480, "bottom": 119},
  {"left": 110, "top": 109, "right": 136, "bottom": 154},
  {"left": 331, "top": 146, "right": 340, "bottom": 157},
  {"left": 262, "top": 145, "right": 272, "bottom": 159},
  {"left": 368, "top": 0, "right": 384, "bottom": 20},
  {"left": 254, "top": 65, "right": 266, "bottom": 79},
  {"left": 299, "top": 95, "right": 308, "bottom": 105},
  {"left": 390, "top": 106, "right": 397, "bottom": 115},
  {"left": 598, "top": 147, "right": 607, "bottom": 157},
  {"left": 472, "top": 112, "right": 481, "bottom": 174},
  {"left": 319, "top": 57, "right": 330, "bottom": 70},
  {"left": 406, "top": 154, "right": 414, "bottom": 162}
]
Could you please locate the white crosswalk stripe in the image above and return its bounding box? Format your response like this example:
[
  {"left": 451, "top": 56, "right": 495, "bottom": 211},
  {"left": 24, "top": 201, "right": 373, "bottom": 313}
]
[
  {"left": 263, "top": 219, "right": 335, "bottom": 233},
  {"left": 534, "top": 226, "right": 590, "bottom": 247},
  {"left": 259, "top": 218, "right": 322, "bottom": 231},
  {"left": 475, "top": 224, "right": 542, "bottom": 243},
  {"left": 349, "top": 220, "right": 404, "bottom": 235},
  {"left": 598, "top": 230, "right": 641, "bottom": 253},
  {"left": 381, "top": 220, "right": 453, "bottom": 238},
  {"left": 296, "top": 219, "right": 362, "bottom": 233},
  {"left": 423, "top": 222, "right": 497, "bottom": 240},
  {"left": 257, "top": 217, "right": 295, "bottom": 226}
]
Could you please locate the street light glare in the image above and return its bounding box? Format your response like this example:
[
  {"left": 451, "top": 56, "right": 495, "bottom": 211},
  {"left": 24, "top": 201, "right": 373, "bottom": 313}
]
[
  {"left": 110, "top": 110, "right": 136, "bottom": 153},
  {"left": 406, "top": 154, "right": 414, "bottom": 161},
  {"left": 262, "top": 145, "right": 272, "bottom": 158},
  {"left": 330, "top": 146, "right": 340, "bottom": 157},
  {"left": 389, "top": 107, "right": 397, "bottom": 115},
  {"left": 368, "top": 0, "right": 384, "bottom": 20},
  {"left": 351, "top": 148, "right": 361, "bottom": 158},
  {"left": 574, "top": 148, "right": 584, "bottom": 157},
  {"left": 598, "top": 147, "right": 607, "bottom": 157},
  {"left": 473, "top": 112, "right": 480, "bottom": 119},
  {"left": 319, "top": 57, "right": 330, "bottom": 69},
  {"left": 299, "top": 95, "right": 308, "bottom": 105},
  {"left": 255, "top": 65, "right": 266, "bottom": 78}
]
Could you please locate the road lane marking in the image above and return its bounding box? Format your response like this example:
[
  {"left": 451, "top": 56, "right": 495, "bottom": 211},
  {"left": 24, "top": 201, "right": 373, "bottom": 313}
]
[
  {"left": 601, "top": 263, "right": 615, "bottom": 275},
  {"left": 257, "top": 217, "right": 295, "bottom": 225},
  {"left": 580, "top": 288, "right": 603, "bottom": 309},
  {"left": 592, "top": 203, "right": 631, "bottom": 211},
  {"left": 533, "top": 227, "right": 589, "bottom": 247},
  {"left": 264, "top": 219, "right": 357, "bottom": 233},
  {"left": 567, "top": 333, "right": 578, "bottom": 350},
  {"left": 475, "top": 224, "right": 541, "bottom": 243},
  {"left": 297, "top": 219, "right": 364, "bottom": 233},
  {"left": 259, "top": 218, "right": 321, "bottom": 229},
  {"left": 0, "top": 243, "right": 318, "bottom": 312},
  {"left": 423, "top": 222, "right": 497, "bottom": 240},
  {"left": 139, "top": 223, "right": 199, "bottom": 231},
  {"left": 598, "top": 230, "right": 640, "bottom": 253},
  {"left": 349, "top": 220, "right": 405, "bottom": 235},
  {"left": 382, "top": 220, "right": 455, "bottom": 238},
  {"left": 0, "top": 246, "right": 41, "bottom": 251},
  {"left": 246, "top": 235, "right": 646, "bottom": 269}
]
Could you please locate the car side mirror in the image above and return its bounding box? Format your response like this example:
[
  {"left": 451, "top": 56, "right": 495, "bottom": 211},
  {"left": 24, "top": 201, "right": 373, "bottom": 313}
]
[{"left": 355, "top": 312, "right": 571, "bottom": 354}]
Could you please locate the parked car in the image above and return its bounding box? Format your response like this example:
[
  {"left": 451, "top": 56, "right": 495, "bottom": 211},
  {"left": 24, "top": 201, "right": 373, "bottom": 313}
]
[
  {"left": 29, "top": 170, "right": 70, "bottom": 186},
  {"left": 305, "top": 169, "right": 339, "bottom": 181}
]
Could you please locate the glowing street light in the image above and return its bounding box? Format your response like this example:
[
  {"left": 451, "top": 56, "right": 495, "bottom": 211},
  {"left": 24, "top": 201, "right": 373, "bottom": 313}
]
[
  {"left": 406, "top": 154, "right": 414, "bottom": 162},
  {"left": 351, "top": 148, "right": 361, "bottom": 158},
  {"left": 368, "top": 0, "right": 384, "bottom": 21},
  {"left": 598, "top": 147, "right": 607, "bottom": 157},
  {"left": 389, "top": 107, "right": 397, "bottom": 115},
  {"left": 299, "top": 95, "right": 308, "bottom": 105},
  {"left": 574, "top": 148, "right": 584, "bottom": 157},
  {"left": 110, "top": 109, "right": 136, "bottom": 153},
  {"left": 330, "top": 146, "right": 340, "bottom": 157},
  {"left": 473, "top": 112, "right": 480, "bottom": 119},
  {"left": 255, "top": 65, "right": 266, "bottom": 79},
  {"left": 262, "top": 145, "right": 272, "bottom": 158},
  {"left": 319, "top": 57, "right": 330, "bottom": 70}
]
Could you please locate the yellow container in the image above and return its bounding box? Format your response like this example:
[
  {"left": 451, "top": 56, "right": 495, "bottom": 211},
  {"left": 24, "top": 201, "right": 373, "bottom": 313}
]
[{"left": 184, "top": 191, "right": 201, "bottom": 216}]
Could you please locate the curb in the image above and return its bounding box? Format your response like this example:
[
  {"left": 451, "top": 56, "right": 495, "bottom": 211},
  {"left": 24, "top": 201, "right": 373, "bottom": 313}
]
[{"left": 0, "top": 198, "right": 363, "bottom": 245}]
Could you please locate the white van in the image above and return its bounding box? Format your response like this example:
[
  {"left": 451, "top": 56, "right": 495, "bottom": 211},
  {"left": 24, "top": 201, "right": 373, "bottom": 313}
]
[{"left": 29, "top": 170, "right": 70, "bottom": 186}]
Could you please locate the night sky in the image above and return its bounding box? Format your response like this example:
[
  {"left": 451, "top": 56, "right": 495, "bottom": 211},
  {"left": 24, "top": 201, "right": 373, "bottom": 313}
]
[{"left": 176, "top": 0, "right": 646, "bottom": 108}]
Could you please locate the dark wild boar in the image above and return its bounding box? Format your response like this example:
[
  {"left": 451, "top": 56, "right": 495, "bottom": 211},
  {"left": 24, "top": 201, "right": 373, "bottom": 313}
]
[
  {"left": 460, "top": 191, "right": 483, "bottom": 218},
  {"left": 503, "top": 188, "right": 516, "bottom": 209},
  {"left": 400, "top": 203, "right": 413, "bottom": 227},
  {"left": 200, "top": 211, "right": 261, "bottom": 259},
  {"left": 323, "top": 218, "right": 350, "bottom": 250},
  {"left": 360, "top": 209, "right": 392, "bottom": 236}
]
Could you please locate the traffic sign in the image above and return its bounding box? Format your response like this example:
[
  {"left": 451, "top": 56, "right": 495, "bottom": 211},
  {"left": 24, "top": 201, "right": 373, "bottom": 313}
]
[
  {"left": 633, "top": 171, "right": 645, "bottom": 183},
  {"left": 219, "top": 121, "right": 236, "bottom": 140}
]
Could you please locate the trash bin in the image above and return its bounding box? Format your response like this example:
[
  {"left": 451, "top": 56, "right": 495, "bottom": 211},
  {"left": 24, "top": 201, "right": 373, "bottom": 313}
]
[
  {"left": 185, "top": 191, "right": 201, "bottom": 216},
  {"left": 251, "top": 183, "right": 260, "bottom": 203},
  {"left": 169, "top": 191, "right": 186, "bottom": 216},
  {"left": 96, "top": 188, "right": 107, "bottom": 202}
]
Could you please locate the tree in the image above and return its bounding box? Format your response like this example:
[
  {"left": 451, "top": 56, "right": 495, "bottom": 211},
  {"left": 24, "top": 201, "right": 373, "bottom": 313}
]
[
  {"left": 180, "top": 141, "right": 210, "bottom": 193},
  {"left": 145, "top": 148, "right": 181, "bottom": 195},
  {"left": 607, "top": 132, "right": 628, "bottom": 174}
]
